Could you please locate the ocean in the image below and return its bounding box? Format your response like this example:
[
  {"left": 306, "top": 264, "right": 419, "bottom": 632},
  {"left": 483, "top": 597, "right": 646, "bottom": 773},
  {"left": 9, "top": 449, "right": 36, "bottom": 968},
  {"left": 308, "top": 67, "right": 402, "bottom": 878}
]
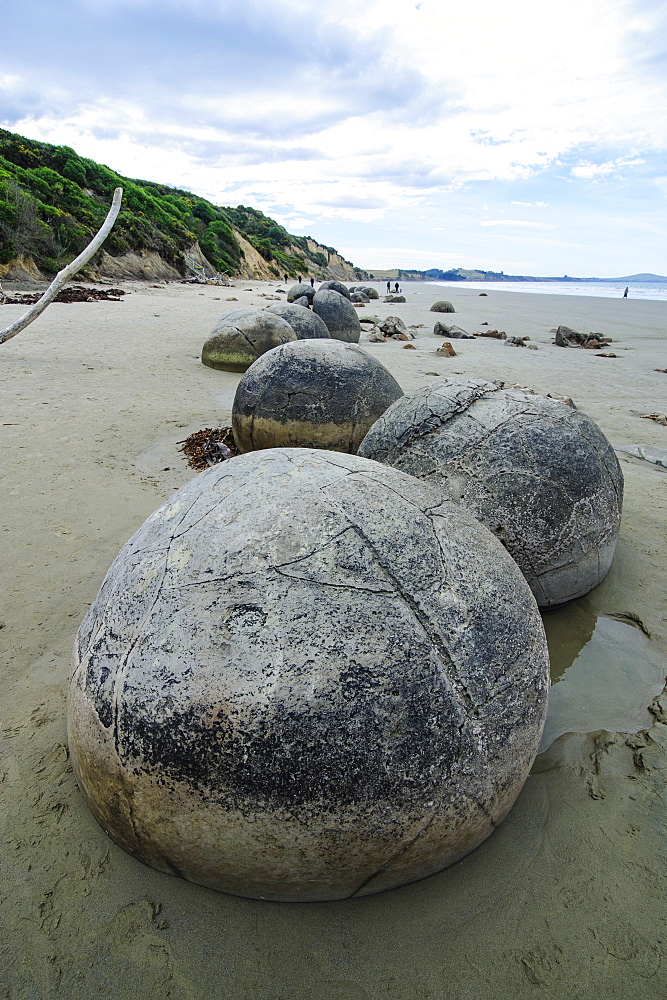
[{"left": 425, "top": 280, "right": 667, "bottom": 301}]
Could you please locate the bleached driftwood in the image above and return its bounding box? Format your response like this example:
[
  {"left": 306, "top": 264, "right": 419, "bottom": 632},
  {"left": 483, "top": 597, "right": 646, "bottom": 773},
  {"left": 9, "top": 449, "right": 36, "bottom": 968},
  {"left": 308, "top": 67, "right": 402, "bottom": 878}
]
[{"left": 0, "top": 187, "right": 123, "bottom": 346}]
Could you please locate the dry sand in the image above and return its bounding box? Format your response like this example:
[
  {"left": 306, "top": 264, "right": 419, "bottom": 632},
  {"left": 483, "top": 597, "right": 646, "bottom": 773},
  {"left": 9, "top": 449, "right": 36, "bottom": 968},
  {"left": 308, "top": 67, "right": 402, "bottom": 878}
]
[{"left": 1, "top": 279, "right": 666, "bottom": 999}]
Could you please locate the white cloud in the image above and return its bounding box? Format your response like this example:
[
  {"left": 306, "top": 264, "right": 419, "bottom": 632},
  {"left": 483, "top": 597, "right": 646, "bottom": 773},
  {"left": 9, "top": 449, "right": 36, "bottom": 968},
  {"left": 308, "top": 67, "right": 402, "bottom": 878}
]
[
  {"left": 2, "top": 0, "right": 667, "bottom": 274},
  {"left": 337, "top": 246, "right": 464, "bottom": 270},
  {"left": 481, "top": 220, "right": 545, "bottom": 228},
  {"left": 571, "top": 156, "right": 646, "bottom": 179}
]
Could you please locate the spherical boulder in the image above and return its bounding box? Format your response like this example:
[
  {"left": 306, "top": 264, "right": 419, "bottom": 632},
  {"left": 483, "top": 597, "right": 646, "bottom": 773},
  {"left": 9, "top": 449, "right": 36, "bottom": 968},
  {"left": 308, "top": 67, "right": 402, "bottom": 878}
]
[
  {"left": 318, "top": 279, "right": 351, "bottom": 299},
  {"left": 359, "top": 377, "right": 623, "bottom": 607},
  {"left": 349, "top": 285, "right": 379, "bottom": 299},
  {"left": 68, "top": 447, "right": 549, "bottom": 902},
  {"left": 287, "top": 283, "right": 315, "bottom": 304},
  {"left": 211, "top": 306, "right": 257, "bottom": 324},
  {"left": 231, "top": 339, "right": 403, "bottom": 453},
  {"left": 312, "top": 289, "right": 361, "bottom": 343},
  {"left": 202, "top": 310, "right": 296, "bottom": 372},
  {"left": 266, "top": 302, "right": 331, "bottom": 340},
  {"left": 430, "top": 300, "right": 455, "bottom": 313}
]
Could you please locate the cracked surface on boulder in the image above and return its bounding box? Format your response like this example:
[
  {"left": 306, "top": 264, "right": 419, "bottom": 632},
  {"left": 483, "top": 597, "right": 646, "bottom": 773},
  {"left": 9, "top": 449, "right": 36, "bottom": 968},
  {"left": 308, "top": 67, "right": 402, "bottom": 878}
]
[
  {"left": 68, "top": 448, "right": 549, "bottom": 902},
  {"left": 359, "top": 377, "right": 624, "bottom": 607},
  {"left": 232, "top": 339, "right": 403, "bottom": 453},
  {"left": 265, "top": 301, "right": 331, "bottom": 340},
  {"left": 317, "top": 280, "right": 351, "bottom": 299},
  {"left": 201, "top": 310, "right": 296, "bottom": 372},
  {"left": 286, "top": 283, "right": 316, "bottom": 303},
  {"left": 312, "top": 289, "right": 361, "bottom": 343}
]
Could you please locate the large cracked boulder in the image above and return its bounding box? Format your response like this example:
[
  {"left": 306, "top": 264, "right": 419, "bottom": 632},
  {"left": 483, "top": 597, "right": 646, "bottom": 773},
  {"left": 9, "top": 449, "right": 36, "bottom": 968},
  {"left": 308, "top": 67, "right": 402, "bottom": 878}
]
[
  {"left": 312, "top": 289, "right": 361, "bottom": 343},
  {"left": 350, "top": 285, "right": 379, "bottom": 299},
  {"left": 266, "top": 302, "right": 331, "bottom": 340},
  {"left": 68, "top": 447, "right": 549, "bottom": 902},
  {"left": 202, "top": 310, "right": 296, "bottom": 372},
  {"left": 287, "top": 283, "right": 316, "bottom": 304},
  {"left": 232, "top": 339, "right": 403, "bottom": 453},
  {"left": 359, "top": 377, "right": 623, "bottom": 607},
  {"left": 318, "top": 279, "right": 351, "bottom": 299}
]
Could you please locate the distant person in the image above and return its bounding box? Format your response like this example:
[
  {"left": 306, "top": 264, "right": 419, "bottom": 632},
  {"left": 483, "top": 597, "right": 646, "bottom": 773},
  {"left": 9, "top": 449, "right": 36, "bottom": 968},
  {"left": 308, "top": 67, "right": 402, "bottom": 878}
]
[
  {"left": 284, "top": 274, "right": 288, "bottom": 284},
  {"left": 386, "top": 280, "right": 391, "bottom": 292},
  {"left": 297, "top": 275, "right": 302, "bottom": 284},
  {"left": 310, "top": 277, "right": 315, "bottom": 287},
  {"left": 623, "top": 286, "right": 629, "bottom": 298},
  {"left": 394, "top": 282, "right": 399, "bottom": 293}
]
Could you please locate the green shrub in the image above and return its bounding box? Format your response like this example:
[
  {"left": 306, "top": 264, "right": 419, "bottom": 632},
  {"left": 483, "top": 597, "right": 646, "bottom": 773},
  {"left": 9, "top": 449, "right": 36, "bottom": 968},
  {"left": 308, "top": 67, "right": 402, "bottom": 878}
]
[
  {"left": 0, "top": 127, "right": 359, "bottom": 280},
  {"left": 0, "top": 198, "right": 18, "bottom": 227},
  {"left": 308, "top": 251, "right": 328, "bottom": 268},
  {"left": 63, "top": 158, "right": 87, "bottom": 186}
]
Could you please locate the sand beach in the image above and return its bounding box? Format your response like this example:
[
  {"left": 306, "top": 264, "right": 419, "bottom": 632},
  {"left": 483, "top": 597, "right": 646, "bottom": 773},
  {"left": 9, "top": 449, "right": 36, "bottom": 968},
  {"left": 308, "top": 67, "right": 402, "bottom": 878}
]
[{"left": 1, "top": 279, "right": 666, "bottom": 998}]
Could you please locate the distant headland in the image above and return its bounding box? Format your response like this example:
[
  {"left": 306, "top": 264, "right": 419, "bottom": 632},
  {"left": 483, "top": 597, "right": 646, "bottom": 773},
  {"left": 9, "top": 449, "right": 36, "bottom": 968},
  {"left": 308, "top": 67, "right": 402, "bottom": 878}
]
[{"left": 366, "top": 267, "right": 667, "bottom": 283}]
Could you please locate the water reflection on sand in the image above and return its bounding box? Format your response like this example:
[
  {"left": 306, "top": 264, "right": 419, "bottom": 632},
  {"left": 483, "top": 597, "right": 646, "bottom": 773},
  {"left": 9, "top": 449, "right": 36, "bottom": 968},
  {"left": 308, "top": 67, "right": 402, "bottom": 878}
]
[{"left": 540, "top": 599, "right": 666, "bottom": 751}]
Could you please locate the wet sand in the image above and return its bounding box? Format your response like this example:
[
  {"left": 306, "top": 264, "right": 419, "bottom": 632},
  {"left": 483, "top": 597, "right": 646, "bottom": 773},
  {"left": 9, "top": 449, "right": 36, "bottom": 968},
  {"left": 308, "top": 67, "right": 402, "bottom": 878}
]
[{"left": 1, "top": 280, "right": 666, "bottom": 998}]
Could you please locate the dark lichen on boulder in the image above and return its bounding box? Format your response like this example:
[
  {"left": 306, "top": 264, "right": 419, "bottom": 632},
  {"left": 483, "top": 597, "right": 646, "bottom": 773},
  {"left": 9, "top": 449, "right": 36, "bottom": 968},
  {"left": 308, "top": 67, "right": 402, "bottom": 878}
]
[{"left": 68, "top": 447, "right": 549, "bottom": 902}]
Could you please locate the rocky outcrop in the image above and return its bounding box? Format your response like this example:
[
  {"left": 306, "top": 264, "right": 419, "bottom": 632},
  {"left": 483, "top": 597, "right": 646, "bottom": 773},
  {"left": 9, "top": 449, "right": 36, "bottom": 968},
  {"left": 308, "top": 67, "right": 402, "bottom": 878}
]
[
  {"left": 433, "top": 322, "right": 473, "bottom": 339},
  {"left": 1, "top": 233, "right": 367, "bottom": 285},
  {"left": 232, "top": 232, "right": 277, "bottom": 280},
  {"left": 0, "top": 254, "right": 44, "bottom": 282},
  {"left": 182, "top": 242, "right": 219, "bottom": 278},
  {"left": 553, "top": 325, "right": 612, "bottom": 349},
  {"left": 95, "top": 249, "right": 183, "bottom": 281},
  {"left": 303, "top": 238, "right": 365, "bottom": 281}
]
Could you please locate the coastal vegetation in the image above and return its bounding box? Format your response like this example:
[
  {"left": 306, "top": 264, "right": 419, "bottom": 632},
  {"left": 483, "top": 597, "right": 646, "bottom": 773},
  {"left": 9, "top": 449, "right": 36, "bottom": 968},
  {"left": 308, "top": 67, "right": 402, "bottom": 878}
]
[{"left": 0, "top": 129, "right": 362, "bottom": 280}]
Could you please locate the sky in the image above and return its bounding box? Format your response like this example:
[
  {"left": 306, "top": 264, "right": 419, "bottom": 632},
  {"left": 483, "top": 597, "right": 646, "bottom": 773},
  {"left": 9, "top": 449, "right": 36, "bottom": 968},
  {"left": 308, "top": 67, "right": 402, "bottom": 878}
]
[{"left": 2, "top": 0, "right": 666, "bottom": 276}]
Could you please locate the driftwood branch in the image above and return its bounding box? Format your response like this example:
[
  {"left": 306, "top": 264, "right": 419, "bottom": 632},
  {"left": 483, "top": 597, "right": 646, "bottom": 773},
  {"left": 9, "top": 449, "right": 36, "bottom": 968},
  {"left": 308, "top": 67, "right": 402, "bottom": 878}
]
[{"left": 0, "top": 187, "right": 123, "bottom": 346}]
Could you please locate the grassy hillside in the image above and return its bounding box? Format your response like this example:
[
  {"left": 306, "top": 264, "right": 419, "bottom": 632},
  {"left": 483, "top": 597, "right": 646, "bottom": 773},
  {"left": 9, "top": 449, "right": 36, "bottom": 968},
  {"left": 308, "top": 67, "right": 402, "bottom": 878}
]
[{"left": 0, "top": 129, "right": 361, "bottom": 279}]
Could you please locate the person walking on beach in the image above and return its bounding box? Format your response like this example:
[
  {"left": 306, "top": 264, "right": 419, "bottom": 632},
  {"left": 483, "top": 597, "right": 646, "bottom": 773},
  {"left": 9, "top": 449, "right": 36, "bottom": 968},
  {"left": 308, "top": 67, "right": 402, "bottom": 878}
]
[
  {"left": 394, "top": 282, "right": 399, "bottom": 293},
  {"left": 310, "top": 277, "right": 315, "bottom": 287},
  {"left": 386, "top": 280, "right": 391, "bottom": 292},
  {"left": 284, "top": 274, "right": 288, "bottom": 284},
  {"left": 623, "top": 286, "right": 629, "bottom": 298}
]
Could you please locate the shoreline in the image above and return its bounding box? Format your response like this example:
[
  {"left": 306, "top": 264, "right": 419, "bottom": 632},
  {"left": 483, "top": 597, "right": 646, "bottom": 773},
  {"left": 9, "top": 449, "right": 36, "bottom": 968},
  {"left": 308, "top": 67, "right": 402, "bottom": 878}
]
[
  {"left": 2, "top": 279, "right": 666, "bottom": 998},
  {"left": 422, "top": 278, "right": 667, "bottom": 301}
]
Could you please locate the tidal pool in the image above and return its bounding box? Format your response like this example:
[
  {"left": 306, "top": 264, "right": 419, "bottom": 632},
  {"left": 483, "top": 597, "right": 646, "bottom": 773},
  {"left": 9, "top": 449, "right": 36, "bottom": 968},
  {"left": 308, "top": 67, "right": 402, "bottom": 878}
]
[{"left": 539, "top": 599, "right": 667, "bottom": 751}]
